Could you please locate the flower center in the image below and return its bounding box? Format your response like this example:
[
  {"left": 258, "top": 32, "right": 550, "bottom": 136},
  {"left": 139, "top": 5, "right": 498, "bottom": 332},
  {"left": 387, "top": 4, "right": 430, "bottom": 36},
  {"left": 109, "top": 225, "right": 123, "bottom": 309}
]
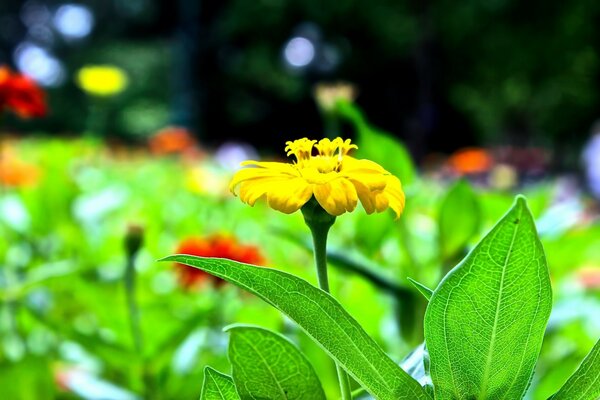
[{"left": 285, "top": 137, "right": 357, "bottom": 174}]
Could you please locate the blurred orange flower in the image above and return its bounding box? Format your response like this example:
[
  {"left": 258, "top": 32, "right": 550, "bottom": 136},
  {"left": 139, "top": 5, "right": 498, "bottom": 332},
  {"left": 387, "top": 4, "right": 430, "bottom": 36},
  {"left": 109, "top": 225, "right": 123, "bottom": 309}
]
[
  {"left": 148, "top": 126, "right": 196, "bottom": 155},
  {"left": 447, "top": 147, "right": 493, "bottom": 175},
  {"left": 0, "top": 148, "right": 40, "bottom": 187},
  {"left": 0, "top": 66, "right": 47, "bottom": 118},
  {"left": 173, "top": 235, "right": 265, "bottom": 289}
]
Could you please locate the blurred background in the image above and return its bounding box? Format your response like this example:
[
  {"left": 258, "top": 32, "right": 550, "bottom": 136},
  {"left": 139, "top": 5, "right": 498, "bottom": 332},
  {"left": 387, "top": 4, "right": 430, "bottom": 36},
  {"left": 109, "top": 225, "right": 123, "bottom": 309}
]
[
  {"left": 1, "top": 0, "right": 600, "bottom": 399},
  {"left": 2, "top": 0, "right": 600, "bottom": 158}
]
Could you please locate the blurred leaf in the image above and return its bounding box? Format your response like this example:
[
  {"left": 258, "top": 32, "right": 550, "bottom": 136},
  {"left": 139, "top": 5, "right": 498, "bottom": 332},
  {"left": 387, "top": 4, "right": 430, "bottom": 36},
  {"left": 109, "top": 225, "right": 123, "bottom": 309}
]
[
  {"left": 550, "top": 339, "right": 600, "bottom": 400},
  {"left": 425, "top": 196, "right": 552, "bottom": 399},
  {"left": 226, "top": 324, "right": 326, "bottom": 399},
  {"left": 438, "top": 180, "right": 481, "bottom": 260},
  {"left": 200, "top": 367, "right": 239, "bottom": 400},
  {"left": 337, "top": 101, "right": 416, "bottom": 186},
  {"left": 0, "top": 356, "right": 54, "bottom": 400},
  {"left": 161, "top": 255, "right": 430, "bottom": 400}
]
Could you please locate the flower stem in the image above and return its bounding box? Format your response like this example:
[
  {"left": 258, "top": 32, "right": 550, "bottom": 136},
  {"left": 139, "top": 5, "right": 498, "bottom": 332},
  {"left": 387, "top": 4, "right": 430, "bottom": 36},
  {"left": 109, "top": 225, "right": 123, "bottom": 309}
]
[
  {"left": 124, "top": 253, "right": 143, "bottom": 354},
  {"left": 302, "top": 201, "right": 352, "bottom": 400}
]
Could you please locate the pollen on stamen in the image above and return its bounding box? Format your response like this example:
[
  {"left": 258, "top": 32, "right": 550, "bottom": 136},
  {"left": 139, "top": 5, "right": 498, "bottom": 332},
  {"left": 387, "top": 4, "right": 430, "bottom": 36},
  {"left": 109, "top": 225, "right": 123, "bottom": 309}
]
[
  {"left": 285, "top": 138, "right": 316, "bottom": 162},
  {"left": 338, "top": 138, "right": 358, "bottom": 157}
]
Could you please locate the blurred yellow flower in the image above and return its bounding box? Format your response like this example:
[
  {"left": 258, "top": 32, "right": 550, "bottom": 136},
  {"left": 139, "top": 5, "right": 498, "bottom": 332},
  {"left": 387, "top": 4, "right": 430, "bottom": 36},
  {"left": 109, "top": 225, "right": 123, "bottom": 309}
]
[
  {"left": 230, "top": 137, "right": 405, "bottom": 218},
  {"left": 186, "top": 165, "right": 228, "bottom": 197},
  {"left": 76, "top": 65, "right": 128, "bottom": 97},
  {"left": 313, "top": 82, "right": 357, "bottom": 112}
]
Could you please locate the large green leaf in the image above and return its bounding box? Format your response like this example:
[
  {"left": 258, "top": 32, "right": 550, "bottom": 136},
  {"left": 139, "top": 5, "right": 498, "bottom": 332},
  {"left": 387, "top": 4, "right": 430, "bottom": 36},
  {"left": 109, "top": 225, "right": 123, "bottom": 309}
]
[
  {"left": 200, "top": 367, "right": 239, "bottom": 400},
  {"left": 424, "top": 196, "right": 552, "bottom": 399},
  {"left": 226, "top": 324, "right": 326, "bottom": 400},
  {"left": 550, "top": 339, "right": 600, "bottom": 400},
  {"left": 160, "top": 255, "right": 430, "bottom": 400},
  {"left": 438, "top": 179, "right": 481, "bottom": 260}
]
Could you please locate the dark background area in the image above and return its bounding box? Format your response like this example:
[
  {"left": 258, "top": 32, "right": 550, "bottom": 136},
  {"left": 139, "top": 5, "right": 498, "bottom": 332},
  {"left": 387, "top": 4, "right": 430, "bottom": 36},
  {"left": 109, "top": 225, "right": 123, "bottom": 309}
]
[{"left": 1, "top": 0, "right": 600, "bottom": 163}]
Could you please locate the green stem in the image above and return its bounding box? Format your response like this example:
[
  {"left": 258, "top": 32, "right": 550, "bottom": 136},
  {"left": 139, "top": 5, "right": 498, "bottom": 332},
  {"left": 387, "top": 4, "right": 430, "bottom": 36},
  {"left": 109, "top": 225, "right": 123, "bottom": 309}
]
[
  {"left": 302, "top": 201, "right": 352, "bottom": 400},
  {"left": 124, "top": 254, "right": 143, "bottom": 354}
]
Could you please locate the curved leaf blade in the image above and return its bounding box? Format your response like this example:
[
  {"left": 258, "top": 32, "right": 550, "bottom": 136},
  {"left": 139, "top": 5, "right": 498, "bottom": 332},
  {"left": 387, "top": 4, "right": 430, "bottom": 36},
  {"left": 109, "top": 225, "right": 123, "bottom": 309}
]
[
  {"left": 550, "top": 339, "right": 600, "bottom": 400},
  {"left": 200, "top": 367, "right": 239, "bottom": 400},
  {"left": 226, "top": 324, "right": 326, "bottom": 400},
  {"left": 160, "top": 255, "right": 430, "bottom": 400},
  {"left": 425, "top": 196, "right": 552, "bottom": 399}
]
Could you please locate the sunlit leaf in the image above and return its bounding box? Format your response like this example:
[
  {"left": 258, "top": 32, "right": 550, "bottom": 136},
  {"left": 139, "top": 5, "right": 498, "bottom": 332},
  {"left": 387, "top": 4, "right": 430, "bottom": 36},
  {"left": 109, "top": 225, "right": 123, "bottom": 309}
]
[
  {"left": 425, "top": 196, "right": 552, "bottom": 399},
  {"left": 550, "top": 339, "right": 600, "bottom": 400},
  {"left": 160, "top": 255, "right": 430, "bottom": 400},
  {"left": 200, "top": 367, "right": 239, "bottom": 400},
  {"left": 226, "top": 324, "right": 326, "bottom": 399}
]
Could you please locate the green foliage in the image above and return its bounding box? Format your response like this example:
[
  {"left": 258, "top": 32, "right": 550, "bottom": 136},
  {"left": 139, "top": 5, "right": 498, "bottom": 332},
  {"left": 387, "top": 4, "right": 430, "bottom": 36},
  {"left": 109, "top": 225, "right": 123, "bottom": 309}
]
[
  {"left": 337, "top": 100, "right": 417, "bottom": 186},
  {"left": 3, "top": 138, "right": 600, "bottom": 398},
  {"left": 200, "top": 367, "right": 239, "bottom": 400},
  {"left": 438, "top": 179, "right": 481, "bottom": 260},
  {"left": 226, "top": 324, "right": 326, "bottom": 399},
  {"left": 425, "top": 196, "right": 552, "bottom": 399},
  {"left": 550, "top": 339, "right": 600, "bottom": 400},
  {"left": 160, "top": 255, "right": 429, "bottom": 400},
  {"left": 166, "top": 196, "right": 600, "bottom": 399}
]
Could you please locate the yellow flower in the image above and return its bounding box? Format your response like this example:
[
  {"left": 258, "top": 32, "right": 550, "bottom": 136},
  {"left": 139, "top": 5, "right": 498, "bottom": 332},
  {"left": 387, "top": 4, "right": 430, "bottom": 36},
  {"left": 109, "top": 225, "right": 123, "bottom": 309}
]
[
  {"left": 76, "top": 65, "right": 128, "bottom": 97},
  {"left": 230, "top": 137, "right": 405, "bottom": 218}
]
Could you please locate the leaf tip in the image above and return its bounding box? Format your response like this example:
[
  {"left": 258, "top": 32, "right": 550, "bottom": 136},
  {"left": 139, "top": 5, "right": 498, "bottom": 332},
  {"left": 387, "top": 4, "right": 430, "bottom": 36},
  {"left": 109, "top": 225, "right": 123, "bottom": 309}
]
[{"left": 514, "top": 194, "right": 528, "bottom": 208}]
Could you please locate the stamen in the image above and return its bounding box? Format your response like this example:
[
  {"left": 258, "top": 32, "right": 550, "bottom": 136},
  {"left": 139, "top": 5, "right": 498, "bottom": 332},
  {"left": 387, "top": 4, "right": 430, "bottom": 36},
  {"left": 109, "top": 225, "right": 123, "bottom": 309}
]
[
  {"left": 338, "top": 138, "right": 358, "bottom": 157},
  {"left": 285, "top": 138, "right": 316, "bottom": 162},
  {"left": 315, "top": 138, "right": 339, "bottom": 157}
]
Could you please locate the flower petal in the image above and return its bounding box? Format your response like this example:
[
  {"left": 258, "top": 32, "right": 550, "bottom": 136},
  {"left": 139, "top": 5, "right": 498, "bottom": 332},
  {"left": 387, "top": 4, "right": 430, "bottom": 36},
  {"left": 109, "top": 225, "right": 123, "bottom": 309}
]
[
  {"left": 230, "top": 161, "right": 298, "bottom": 193},
  {"left": 313, "top": 178, "right": 358, "bottom": 216},
  {"left": 342, "top": 157, "right": 387, "bottom": 191},
  {"left": 383, "top": 176, "right": 405, "bottom": 219},
  {"left": 266, "top": 179, "right": 313, "bottom": 213},
  {"left": 352, "top": 180, "right": 376, "bottom": 214},
  {"left": 239, "top": 177, "right": 286, "bottom": 206},
  {"left": 374, "top": 190, "right": 389, "bottom": 213}
]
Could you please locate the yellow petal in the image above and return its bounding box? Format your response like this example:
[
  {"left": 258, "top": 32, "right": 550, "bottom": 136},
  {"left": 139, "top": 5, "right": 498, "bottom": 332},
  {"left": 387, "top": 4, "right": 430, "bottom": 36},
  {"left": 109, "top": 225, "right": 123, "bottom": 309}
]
[
  {"left": 266, "top": 179, "right": 313, "bottom": 213},
  {"left": 341, "top": 156, "right": 387, "bottom": 174},
  {"left": 383, "top": 176, "right": 405, "bottom": 219},
  {"left": 313, "top": 178, "right": 358, "bottom": 216},
  {"left": 240, "top": 161, "right": 300, "bottom": 174},
  {"left": 352, "top": 180, "right": 376, "bottom": 214},
  {"left": 239, "top": 177, "right": 285, "bottom": 205},
  {"left": 374, "top": 190, "right": 389, "bottom": 213},
  {"left": 230, "top": 161, "right": 298, "bottom": 193},
  {"left": 341, "top": 157, "right": 387, "bottom": 191}
]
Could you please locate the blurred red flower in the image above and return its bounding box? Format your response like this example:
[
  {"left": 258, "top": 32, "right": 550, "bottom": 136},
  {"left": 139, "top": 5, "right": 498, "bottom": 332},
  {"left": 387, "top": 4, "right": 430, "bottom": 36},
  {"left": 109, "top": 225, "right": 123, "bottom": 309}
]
[
  {"left": 173, "top": 235, "right": 265, "bottom": 289},
  {"left": 0, "top": 66, "right": 47, "bottom": 118}
]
